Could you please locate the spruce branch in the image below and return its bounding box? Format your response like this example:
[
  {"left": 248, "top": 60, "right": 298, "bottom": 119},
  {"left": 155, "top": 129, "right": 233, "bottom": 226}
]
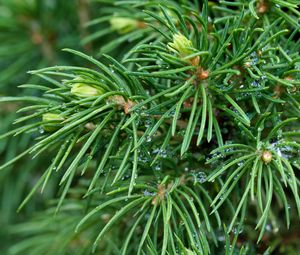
[{"left": 0, "top": 0, "right": 299, "bottom": 254}]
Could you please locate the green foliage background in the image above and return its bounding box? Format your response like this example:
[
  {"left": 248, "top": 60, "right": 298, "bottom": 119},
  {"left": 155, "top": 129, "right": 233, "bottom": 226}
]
[{"left": 0, "top": 0, "right": 299, "bottom": 254}]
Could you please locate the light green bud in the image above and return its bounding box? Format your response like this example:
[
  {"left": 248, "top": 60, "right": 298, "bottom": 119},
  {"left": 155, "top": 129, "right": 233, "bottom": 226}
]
[
  {"left": 43, "top": 113, "right": 64, "bottom": 122},
  {"left": 262, "top": 150, "right": 272, "bottom": 164},
  {"left": 168, "top": 33, "right": 194, "bottom": 58},
  {"left": 42, "top": 113, "right": 64, "bottom": 132},
  {"left": 110, "top": 17, "right": 140, "bottom": 34},
  {"left": 71, "top": 78, "right": 104, "bottom": 98}
]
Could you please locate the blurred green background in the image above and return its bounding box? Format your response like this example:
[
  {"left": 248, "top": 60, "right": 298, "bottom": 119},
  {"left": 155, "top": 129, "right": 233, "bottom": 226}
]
[{"left": 0, "top": 1, "right": 92, "bottom": 253}]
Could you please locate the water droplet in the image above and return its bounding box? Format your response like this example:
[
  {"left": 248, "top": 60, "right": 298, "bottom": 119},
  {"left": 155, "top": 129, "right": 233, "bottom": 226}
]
[
  {"left": 225, "top": 147, "right": 234, "bottom": 153},
  {"left": 143, "top": 190, "right": 155, "bottom": 196},
  {"left": 154, "top": 164, "right": 161, "bottom": 171},
  {"left": 195, "top": 172, "right": 207, "bottom": 183},
  {"left": 251, "top": 81, "right": 259, "bottom": 87},
  {"left": 146, "top": 136, "right": 152, "bottom": 142},
  {"left": 158, "top": 149, "right": 167, "bottom": 158},
  {"left": 145, "top": 119, "right": 152, "bottom": 128},
  {"left": 237, "top": 160, "right": 245, "bottom": 167},
  {"left": 217, "top": 235, "right": 225, "bottom": 242},
  {"left": 38, "top": 126, "right": 45, "bottom": 134},
  {"left": 232, "top": 223, "right": 243, "bottom": 235},
  {"left": 260, "top": 75, "right": 267, "bottom": 80},
  {"left": 143, "top": 190, "right": 150, "bottom": 196},
  {"left": 265, "top": 224, "right": 272, "bottom": 232},
  {"left": 234, "top": 174, "right": 239, "bottom": 180},
  {"left": 168, "top": 109, "right": 176, "bottom": 117},
  {"left": 276, "top": 148, "right": 282, "bottom": 157}
]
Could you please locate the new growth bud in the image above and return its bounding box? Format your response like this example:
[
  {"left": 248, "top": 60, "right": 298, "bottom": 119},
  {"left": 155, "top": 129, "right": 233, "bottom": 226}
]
[
  {"left": 262, "top": 150, "right": 272, "bottom": 164},
  {"left": 70, "top": 77, "right": 104, "bottom": 98},
  {"left": 42, "top": 113, "right": 64, "bottom": 132},
  {"left": 168, "top": 33, "right": 200, "bottom": 65},
  {"left": 110, "top": 17, "right": 143, "bottom": 34},
  {"left": 168, "top": 33, "right": 194, "bottom": 58}
]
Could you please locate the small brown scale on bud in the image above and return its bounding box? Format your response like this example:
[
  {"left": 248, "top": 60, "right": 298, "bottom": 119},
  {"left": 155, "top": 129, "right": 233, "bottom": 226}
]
[
  {"left": 108, "top": 95, "right": 135, "bottom": 114},
  {"left": 189, "top": 56, "right": 200, "bottom": 66},
  {"left": 137, "top": 21, "right": 147, "bottom": 29},
  {"left": 151, "top": 183, "right": 174, "bottom": 205},
  {"left": 273, "top": 85, "right": 284, "bottom": 98},
  {"left": 284, "top": 76, "right": 293, "bottom": 81},
  {"left": 262, "top": 150, "right": 272, "bottom": 164},
  {"left": 151, "top": 184, "right": 166, "bottom": 205},
  {"left": 183, "top": 97, "right": 194, "bottom": 108},
  {"left": 196, "top": 67, "right": 209, "bottom": 80},
  {"left": 257, "top": 1, "right": 268, "bottom": 14},
  {"left": 124, "top": 100, "right": 135, "bottom": 114}
]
